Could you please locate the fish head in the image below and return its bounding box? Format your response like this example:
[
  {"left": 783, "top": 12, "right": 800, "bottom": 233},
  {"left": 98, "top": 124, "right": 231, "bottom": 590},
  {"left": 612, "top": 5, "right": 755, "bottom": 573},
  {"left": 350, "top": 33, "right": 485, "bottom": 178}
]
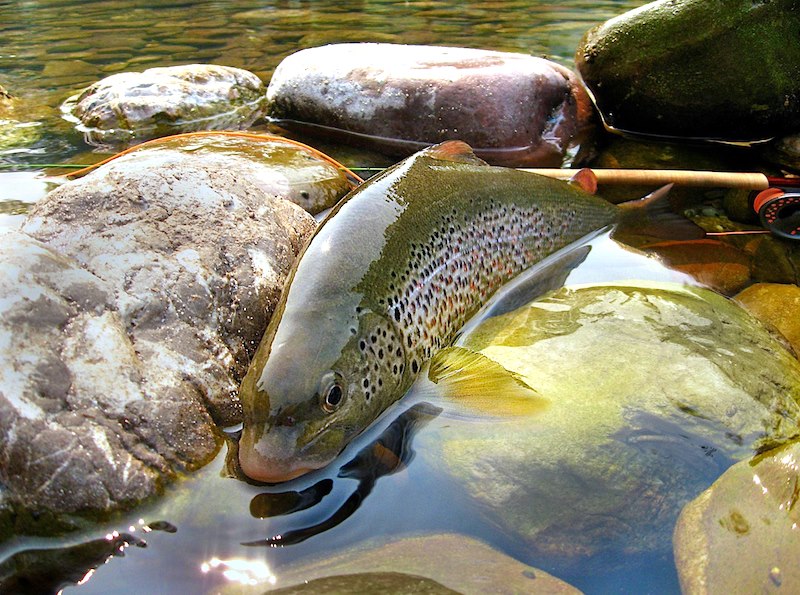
[{"left": 239, "top": 302, "right": 407, "bottom": 484}]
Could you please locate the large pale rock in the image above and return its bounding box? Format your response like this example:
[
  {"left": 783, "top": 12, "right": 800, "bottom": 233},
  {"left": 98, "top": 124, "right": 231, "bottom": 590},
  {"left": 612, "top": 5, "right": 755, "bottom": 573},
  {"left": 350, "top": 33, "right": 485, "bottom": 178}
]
[
  {"left": 673, "top": 441, "right": 800, "bottom": 593},
  {"left": 0, "top": 230, "right": 218, "bottom": 533},
  {"left": 576, "top": 0, "right": 800, "bottom": 140},
  {"left": 429, "top": 282, "right": 800, "bottom": 568},
  {"left": 3, "top": 145, "right": 315, "bottom": 531},
  {"left": 61, "top": 64, "right": 267, "bottom": 146},
  {"left": 22, "top": 144, "right": 315, "bottom": 426},
  {"left": 266, "top": 43, "right": 592, "bottom": 167}
]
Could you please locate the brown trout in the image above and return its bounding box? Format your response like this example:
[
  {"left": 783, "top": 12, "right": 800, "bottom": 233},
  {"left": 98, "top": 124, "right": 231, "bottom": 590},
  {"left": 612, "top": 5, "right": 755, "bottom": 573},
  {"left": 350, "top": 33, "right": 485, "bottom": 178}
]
[{"left": 239, "top": 141, "right": 654, "bottom": 482}]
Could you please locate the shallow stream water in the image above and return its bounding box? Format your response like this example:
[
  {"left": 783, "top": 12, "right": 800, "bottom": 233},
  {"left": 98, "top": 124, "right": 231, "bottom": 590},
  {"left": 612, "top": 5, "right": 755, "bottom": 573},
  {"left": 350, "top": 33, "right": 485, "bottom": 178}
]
[{"left": 1, "top": 1, "right": 792, "bottom": 594}]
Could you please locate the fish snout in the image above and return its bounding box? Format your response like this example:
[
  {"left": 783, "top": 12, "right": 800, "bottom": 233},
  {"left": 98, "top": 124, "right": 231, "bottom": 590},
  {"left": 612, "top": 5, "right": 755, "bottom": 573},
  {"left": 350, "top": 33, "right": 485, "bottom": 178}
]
[{"left": 239, "top": 423, "right": 321, "bottom": 483}]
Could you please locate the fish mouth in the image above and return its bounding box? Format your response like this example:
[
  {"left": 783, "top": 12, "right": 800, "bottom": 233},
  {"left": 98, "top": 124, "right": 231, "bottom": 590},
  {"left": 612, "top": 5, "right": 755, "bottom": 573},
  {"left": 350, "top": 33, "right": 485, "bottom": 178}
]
[
  {"left": 238, "top": 421, "right": 333, "bottom": 483},
  {"left": 239, "top": 445, "right": 320, "bottom": 483}
]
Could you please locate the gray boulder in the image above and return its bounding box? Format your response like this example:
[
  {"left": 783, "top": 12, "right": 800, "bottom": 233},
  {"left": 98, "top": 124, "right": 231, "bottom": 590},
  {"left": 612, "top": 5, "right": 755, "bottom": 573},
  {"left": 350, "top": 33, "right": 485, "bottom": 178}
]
[
  {"left": 62, "top": 64, "right": 267, "bottom": 146},
  {"left": 266, "top": 43, "right": 592, "bottom": 167},
  {"left": 0, "top": 230, "right": 218, "bottom": 533},
  {"left": 2, "top": 144, "right": 315, "bottom": 532}
]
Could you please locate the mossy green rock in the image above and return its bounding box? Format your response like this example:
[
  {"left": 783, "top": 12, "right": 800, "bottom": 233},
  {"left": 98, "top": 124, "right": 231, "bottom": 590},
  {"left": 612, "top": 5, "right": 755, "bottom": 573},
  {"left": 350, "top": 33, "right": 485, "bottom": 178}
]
[
  {"left": 576, "top": 0, "right": 800, "bottom": 140},
  {"left": 673, "top": 440, "right": 800, "bottom": 593},
  {"left": 432, "top": 282, "right": 800, "bottom": 567}
]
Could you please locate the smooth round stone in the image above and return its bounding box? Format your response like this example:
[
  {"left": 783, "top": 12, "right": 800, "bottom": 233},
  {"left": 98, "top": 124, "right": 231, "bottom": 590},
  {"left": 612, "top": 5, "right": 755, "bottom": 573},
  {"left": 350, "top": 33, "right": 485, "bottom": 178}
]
[
  {"left": 735, "top": 282, "right": 800, "bottom": 355},
  {"left": 429, "top": 282, "right": 800, "bottom": 567},
  {"left": 241, "top": 533, "right": 580, "bottom": 595},
  {"left": 62, "top": 64, "right": 267, "bottom": 146},
  {"left": 673, "top": 441, "right": 800, "bottom": 593},
  {"left": 576, "top": 0, "right": 800, "bottom": 140},
  {"left": 266, "top": 43, "right": 592, "bottom": 167}
]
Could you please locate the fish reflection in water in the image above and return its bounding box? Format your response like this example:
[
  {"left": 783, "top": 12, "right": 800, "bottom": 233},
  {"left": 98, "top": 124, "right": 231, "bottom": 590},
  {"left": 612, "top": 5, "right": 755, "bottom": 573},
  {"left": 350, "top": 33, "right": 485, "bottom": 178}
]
[{"left": 243, "top": 402, "right": 441, "bottom": 547}]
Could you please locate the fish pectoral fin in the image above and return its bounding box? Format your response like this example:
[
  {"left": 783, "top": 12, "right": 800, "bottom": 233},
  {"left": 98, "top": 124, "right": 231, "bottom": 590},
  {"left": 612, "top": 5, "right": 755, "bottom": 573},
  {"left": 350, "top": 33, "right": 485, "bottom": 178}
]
[{"left": 428, "top": 346, "right": 547, "bottom": 417}]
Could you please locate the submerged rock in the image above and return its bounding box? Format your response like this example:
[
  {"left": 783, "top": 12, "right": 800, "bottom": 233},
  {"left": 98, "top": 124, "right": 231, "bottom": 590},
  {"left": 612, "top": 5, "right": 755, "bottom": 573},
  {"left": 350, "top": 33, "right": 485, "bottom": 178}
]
[
  {"left": 62, "top": 64, "right": 267, "bottom": 146},
  {"left": 430, "top": 282, "right": 800, "bottom": 568},
  {"left": 638, "top": 239, "right": 752, "bottom": 296},
  {"left": 576, "top": 0, "right": 800, "bottom": 140},
  {"left": 673, "top": 440, "right": 800, "bottom": 593},
  {"left": 2, "top": 144, "right": 314, "bottom": 532},
  {"left": 735, "top": 283, "right": 800, "bottom": 355},
  {"left": 244, "top": 533, "right": 580, "bottom": 594},
  {"left": 266, "top": 43, "right": 592, "bottom": 167},
  {"left": 268, "top": 572, "right": 459, "bottom": 594}
]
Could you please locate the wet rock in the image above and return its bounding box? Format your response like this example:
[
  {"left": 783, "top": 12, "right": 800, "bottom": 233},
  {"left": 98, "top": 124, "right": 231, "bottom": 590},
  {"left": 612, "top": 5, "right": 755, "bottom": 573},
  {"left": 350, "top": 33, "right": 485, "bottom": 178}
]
[
  {"left": 2, "top": 144, "right": 314, "bottom": 532},
  {"left": 673, "top": 440, "right": 800, "bottom": 593},
  {"left": 266, "top": 43, "right": 592, "bottom": 167},
  {"left": 62, "top": 64, "right": 267, "bottom": 147},
  {"left": 763, "top": 133, "right": 800, "bottom": 173},
  {"left": 638, "top": 239, "right": 752, "bottom": 296},
  {"left": 268, "top": 572, "right": 459, "bottom": 594},
  {"left": 735, "top": 283, "right": 800, "bottom": 355},
  {"left": 576, "top": 0, "right": 800, "bottom": 141},
  {"left": 247, "top": 534, "right": 580, "bottom": 594},
  {"left": 429, "top": 282, "right": 800, "bottom": 568},
  {"left": 0, "top": 230, "right": 218, "bottom": 534},
  {"left": 22, "top": 143, "right": 316, "bottom": 427},
  {"left": 86, "top": 132, "right": 353, "bottom": 215}
]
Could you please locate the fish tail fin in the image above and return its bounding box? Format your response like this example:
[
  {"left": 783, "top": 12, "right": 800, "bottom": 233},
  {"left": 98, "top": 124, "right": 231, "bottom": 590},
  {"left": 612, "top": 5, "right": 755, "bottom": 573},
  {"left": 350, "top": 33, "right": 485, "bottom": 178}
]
[
  {"left": 617, "top": 184, "right": 706, "bottom": 241},
  {"left": 427, "top": 346, "right": 547, "bottom": 417}
]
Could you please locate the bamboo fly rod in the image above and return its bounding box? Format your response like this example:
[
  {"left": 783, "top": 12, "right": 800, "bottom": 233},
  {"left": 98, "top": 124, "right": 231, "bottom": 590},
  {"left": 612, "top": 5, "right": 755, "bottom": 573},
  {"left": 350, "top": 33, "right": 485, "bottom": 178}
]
[{"left": 519, "top": 168, "right": 800, "bottom": 190}]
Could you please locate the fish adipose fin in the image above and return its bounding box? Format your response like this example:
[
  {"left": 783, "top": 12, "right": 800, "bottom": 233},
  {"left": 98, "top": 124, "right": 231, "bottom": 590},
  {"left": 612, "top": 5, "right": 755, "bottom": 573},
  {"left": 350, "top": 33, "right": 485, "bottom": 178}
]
[
  {"left": 423, "top": 140, "right": 489, "bottom": 166},
  {"left": 428, "top": 346, "right": 547, "bottom": 417},
  {"left": 617, "top": 184, "right": 706, "bottom": 241}
]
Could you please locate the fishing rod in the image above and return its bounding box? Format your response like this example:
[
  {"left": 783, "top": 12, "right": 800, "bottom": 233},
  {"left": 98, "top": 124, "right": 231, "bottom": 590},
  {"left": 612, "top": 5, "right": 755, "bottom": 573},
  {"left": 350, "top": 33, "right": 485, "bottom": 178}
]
[
  {"left": 351, "top": 166, "right": 800, "bottom": 239},
  {"left": 518, "top": 167, "right": 800, "bottom": 240}
]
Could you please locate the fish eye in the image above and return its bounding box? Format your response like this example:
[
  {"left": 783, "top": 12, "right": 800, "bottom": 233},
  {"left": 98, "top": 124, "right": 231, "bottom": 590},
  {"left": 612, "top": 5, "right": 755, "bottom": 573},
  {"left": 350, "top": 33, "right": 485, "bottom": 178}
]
[{"left": 319, "top": 372, "right": 345, "bottom": 414}]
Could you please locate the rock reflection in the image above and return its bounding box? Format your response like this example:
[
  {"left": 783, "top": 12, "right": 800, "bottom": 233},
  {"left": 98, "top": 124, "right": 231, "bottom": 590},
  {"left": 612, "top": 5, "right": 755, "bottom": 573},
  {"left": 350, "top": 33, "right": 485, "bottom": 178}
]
[{"left": 243, "top": 402, "right": 441, "bottom": 547}]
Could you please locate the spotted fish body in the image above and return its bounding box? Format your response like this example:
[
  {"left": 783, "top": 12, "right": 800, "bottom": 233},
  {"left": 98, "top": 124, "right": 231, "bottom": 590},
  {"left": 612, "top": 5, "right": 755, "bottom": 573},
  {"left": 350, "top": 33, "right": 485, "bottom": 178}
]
[{"left": 239, "top": 141, "right": 617, "bottom": 482}]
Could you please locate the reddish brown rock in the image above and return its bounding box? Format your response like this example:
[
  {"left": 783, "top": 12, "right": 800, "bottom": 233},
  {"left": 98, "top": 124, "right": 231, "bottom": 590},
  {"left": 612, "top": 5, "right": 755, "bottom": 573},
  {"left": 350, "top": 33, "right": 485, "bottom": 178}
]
[
  {"left": 639, "top": 239, "right": 752, "bottom": 296},
  {"left": 266, "top": 43, "right": 593, "bottom": 167}
]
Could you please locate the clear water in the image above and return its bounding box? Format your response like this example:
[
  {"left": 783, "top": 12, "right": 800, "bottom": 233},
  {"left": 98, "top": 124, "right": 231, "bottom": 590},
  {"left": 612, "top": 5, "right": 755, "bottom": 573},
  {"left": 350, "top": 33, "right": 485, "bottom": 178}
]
[{"left": 0, "top": 1, "right": 763, "bottom": 594}]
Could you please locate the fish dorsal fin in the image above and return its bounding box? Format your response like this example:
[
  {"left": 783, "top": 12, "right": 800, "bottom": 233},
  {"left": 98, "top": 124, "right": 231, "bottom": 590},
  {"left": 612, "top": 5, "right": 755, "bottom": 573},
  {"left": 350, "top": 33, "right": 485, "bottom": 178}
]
[
  {"left": 428, "top": 346, "right": 547, "bottom": 417},
  {"left": 617, "top": 184, "right": 706, "bottom": 241},
  {"left": 569, "top": 168, "right": 598, "bottom": 195},
  {"left": 424, "top": 141, "right": 488, "bottom": 166}
]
